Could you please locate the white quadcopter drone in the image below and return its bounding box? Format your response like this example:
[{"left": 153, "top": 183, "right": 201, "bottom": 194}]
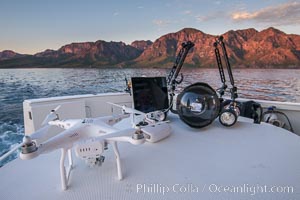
[{"left": 0, "top": 103, "right": 171, "bottom": 191}]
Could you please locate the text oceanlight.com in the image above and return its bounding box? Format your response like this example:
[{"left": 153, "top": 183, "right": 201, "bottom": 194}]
[{"left": 136, "top": 183, "right": 294, "bottom": 196}]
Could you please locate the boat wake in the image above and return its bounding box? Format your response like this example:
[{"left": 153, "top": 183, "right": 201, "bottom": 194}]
[{"left": 0, "top": 122, "right": 24, "bottom": 166}]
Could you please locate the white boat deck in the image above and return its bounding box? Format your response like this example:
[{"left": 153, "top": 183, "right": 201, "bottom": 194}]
[{"left": 1, "top": 114, "right": 300, "bottom": 199}]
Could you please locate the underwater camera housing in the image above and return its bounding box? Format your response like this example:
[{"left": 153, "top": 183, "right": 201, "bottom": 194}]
[
  {"left": 168, "top": 37, "right": 240, "bottom": 128},
  {"left": 176, "top": 83, "right": 220, "bottom": 128},
  {"left": 167, "top": 41, "right": 223, "bottom": 128}
]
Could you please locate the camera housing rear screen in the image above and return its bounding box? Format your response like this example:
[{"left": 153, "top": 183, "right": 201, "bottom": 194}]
[{"left": 131, "top": 77, "right": 169, "bottom": 113}]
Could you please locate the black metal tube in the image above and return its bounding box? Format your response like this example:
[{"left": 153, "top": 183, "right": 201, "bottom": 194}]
[
  {"left": 218, "top": 36, "right": 235, "bottom": 87},
  {"left": 166, "top": 41, "right": 194, "bottom": 114},
  {"left": 214, "top": 41, "right": 226, "bottom": 84},
  {"left": 167, "top": 41, "right": 194, "bottom": 86}
]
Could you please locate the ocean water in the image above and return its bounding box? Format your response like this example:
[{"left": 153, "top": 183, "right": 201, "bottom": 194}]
[{"left": 0, "top": 68, "right": 300, "bottom": 166}]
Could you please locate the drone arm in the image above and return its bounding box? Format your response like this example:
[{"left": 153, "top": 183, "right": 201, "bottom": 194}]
[
  {"left": 97, "top": 114, "right": 130, "bottom": 126},
  {"left": 37, "top": 123, "right": 86, "bottom": 156},
  {"left": 106, "top": 136, "right": 145, "bottom": 145}
]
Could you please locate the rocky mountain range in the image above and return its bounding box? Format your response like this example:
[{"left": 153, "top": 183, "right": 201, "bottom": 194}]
[
  {"left": 0, "top": 50, "right": 26, "bottom": 61},
  {"left": 132, "top": 27, "right": 300, "bottom": 68},
  {"left": 0, "top": 27, "right": 299, "bottom": 68},
  {"left": 130, "top": 40, "right": 153, "bottom": 51}
]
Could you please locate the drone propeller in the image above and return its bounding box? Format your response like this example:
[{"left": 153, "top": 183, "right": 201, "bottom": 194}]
[
  {"left": 0, "top": 136, "right": 34, "bottom": 162},
  {"left": 0, "top": 124, "right": 52, "bottom": 162},
  {"left": 0, "top": 143, "right": 24, "bottom": 162},
  {"left": 41, "top": 105, "right": 61, "bottom": 126},
  {"left": 107, "top": 102, "right": 145, "bottom": 116}
]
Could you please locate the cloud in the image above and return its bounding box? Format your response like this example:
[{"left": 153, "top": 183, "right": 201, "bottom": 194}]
[
  {"left": 183, "top": 10, "right": 192, "bottom": 15},
  {"left": 152, "top": 19, "right": 170, "bottom": 26},
  {"left": 214, "top": 1, "right": 222, "bottom": 5},
  {"left": 196, "top": 11, "right": 226, "bottom": 22},
  {"left": 113, "top": 12, "right": 119, "bottom": 16},
  {"left": 231, "top": 1, "right": 300, "bottom": 25}
]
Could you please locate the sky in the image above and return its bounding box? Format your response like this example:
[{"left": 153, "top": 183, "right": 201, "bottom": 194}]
[{"left": 0, "top": 0, "right": 299, "bottom": 54}]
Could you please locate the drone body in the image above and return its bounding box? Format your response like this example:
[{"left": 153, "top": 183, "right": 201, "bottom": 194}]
[{"left": 0, "top": 103, "right": 171, "bottom": 191}]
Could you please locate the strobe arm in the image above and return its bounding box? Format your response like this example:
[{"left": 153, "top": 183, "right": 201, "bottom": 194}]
[
  {"left": 214, "top": 36, "right": 238, "bottom": 101},
  {"left": 217, "top": 36, "right": 238, "bottom": 101},
  {"left": 167, "top": 41, "right": 195, "bottom": 89},
  {"left": 214, "top": 41, "right": 227, "bottom": 97},
  {"left": 167, "top": 41, "right": 194, "bottom": 114},
  {"left": 214, "top": 36, "right": 241, "bottom": 127}
]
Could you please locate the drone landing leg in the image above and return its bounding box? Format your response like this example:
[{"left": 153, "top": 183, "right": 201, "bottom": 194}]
[
  {"left": 110, "top": 141, "right": 123, "bottom": 180},
  {"left": 60, "top": 148, "right": 68, "bottom": 190},
  {"left": 60, "top": 148, "right": 73, "bottom": 191},
  {"left": 66, "top": 149, "right": 73, "bottom": 181}
]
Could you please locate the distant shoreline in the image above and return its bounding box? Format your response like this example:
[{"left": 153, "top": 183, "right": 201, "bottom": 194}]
[
  {"left": 1, "top": 27, "right": 299, "bottom": 70},
  {"left": 0, "top": 65, "right": 300, "bottom": 69}
]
